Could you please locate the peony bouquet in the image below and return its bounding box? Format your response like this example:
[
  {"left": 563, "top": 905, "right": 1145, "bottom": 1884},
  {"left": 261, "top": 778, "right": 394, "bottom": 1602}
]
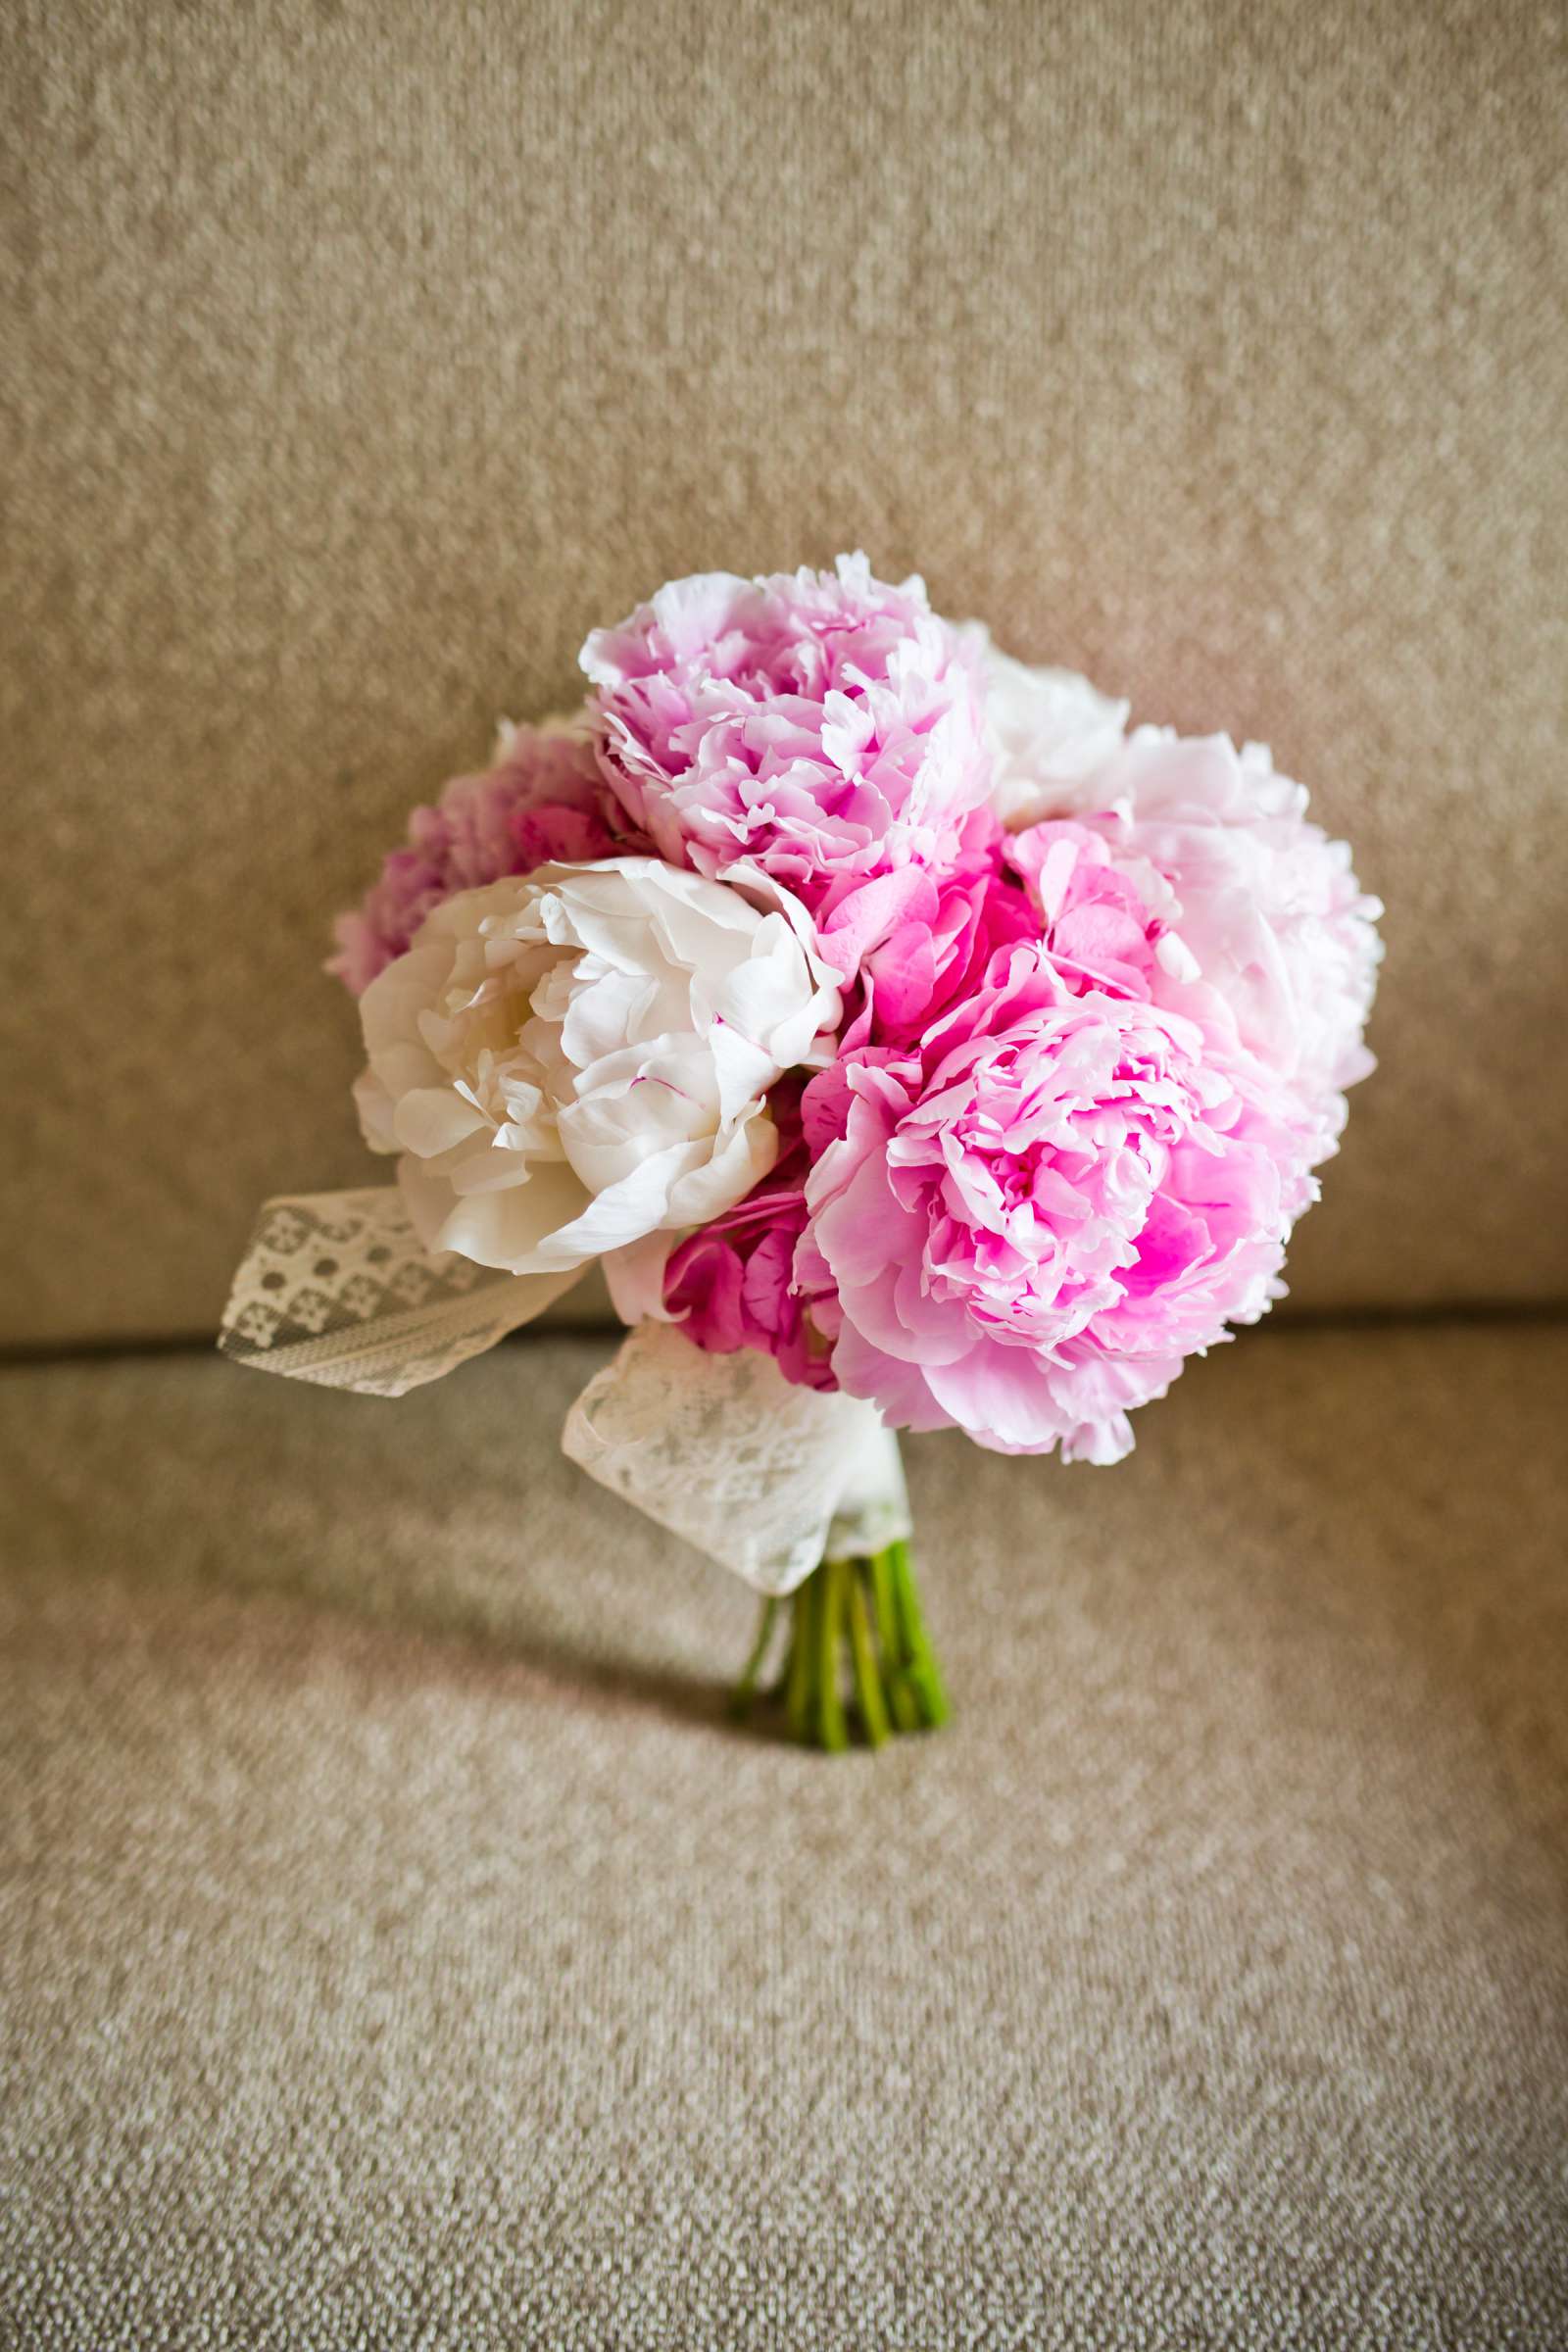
[{"left": 221, "top": 556, "right": 1381, "bottom": 1749}]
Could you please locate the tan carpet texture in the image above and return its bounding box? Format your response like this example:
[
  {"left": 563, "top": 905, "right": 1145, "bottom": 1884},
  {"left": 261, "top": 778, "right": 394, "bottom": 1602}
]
[
  {"left": 3, "top": 1326, "right": 1567, "bottom": 2346},
  {"left": 4, "top": 0, "right": 1567, "bottom": 1345}
]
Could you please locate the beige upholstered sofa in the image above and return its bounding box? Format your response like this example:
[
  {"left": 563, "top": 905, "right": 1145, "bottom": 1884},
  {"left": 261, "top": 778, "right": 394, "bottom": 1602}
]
[{"left": 4, "top": 6, "right": 1565, "bottom": 2342}]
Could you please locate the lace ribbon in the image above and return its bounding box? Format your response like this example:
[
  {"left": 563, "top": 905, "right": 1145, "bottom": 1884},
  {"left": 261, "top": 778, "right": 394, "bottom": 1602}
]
[
  {"left": 220, "top": 1188, "right": 909, "bottom": 1587},
  {"left": 562, "top": 1319, "right": 909, "bottom": 1593},
  {"left": 218, "top": 1188, "right": 583, "bottom": 1396}
]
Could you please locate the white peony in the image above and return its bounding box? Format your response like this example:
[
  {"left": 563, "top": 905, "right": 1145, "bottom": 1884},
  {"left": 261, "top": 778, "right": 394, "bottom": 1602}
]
[{"left": 353, "top": 858, "right": 841, "bottom": 1276}]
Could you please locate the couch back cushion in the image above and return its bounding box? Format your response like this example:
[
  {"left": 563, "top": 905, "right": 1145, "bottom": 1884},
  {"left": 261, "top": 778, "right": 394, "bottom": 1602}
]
[{"left": 5, "top": 1, "right": 1565, "bottom": 1343}]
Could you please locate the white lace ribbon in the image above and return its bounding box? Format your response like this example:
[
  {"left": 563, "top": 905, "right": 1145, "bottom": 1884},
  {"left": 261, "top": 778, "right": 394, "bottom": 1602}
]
[
  {"left": 218, "top": 1188, "right": 583, "bottom": 1397},
  {"left": 220, "top": 1188, "right": 910, "bottom": 1587},
  {"left": 561, "top": 1319, "right": 910, "bottom": 1593}
]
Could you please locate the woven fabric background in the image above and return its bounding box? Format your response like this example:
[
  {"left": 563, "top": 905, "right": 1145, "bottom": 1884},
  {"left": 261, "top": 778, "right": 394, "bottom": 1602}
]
[
  {"left": 6, "top": 13, "right": 1566, "bottom": 2343},
  {"left": 3, "top": 0, "right": 1565, "bottom": 1345},
  {"left": 3, "top": 1326, "right": 1566, "bottom": 2345}
]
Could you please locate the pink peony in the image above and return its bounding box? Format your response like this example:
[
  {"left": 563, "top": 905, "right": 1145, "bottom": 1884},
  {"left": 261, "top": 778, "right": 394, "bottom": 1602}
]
[
  {"left": 657, "top": 1089, "right": 834, "bottom": 1393},
  {"left": 580, "top": 554, "right": 993, "bottom": 928},
  {"left": 818, "top": 808, "right": 1037, "bottom": 1052},
  {"left": 328, "top": 715, "right": 627, "bottom": 996},
  {"left": 796, "top": 941, "right": 1315, "bottom": 1461},
  {"left": 1003, "top": 819, "right": 1186, "bottom": 1002}
]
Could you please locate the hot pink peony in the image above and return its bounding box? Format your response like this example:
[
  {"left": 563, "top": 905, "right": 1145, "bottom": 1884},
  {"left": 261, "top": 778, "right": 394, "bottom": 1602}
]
[
  {"left": 580, "top": 554, "right": 993, "bottom": 930},
  {"left": 328, "top": 715, "right": 626, "bottom": 996},
  {"left": 796, "top": 940, "right": 1315, "bottom": 1461},
  {"left": 656, "top": 1090, "right": 834, "bottom": 1393},
  {"left": 818, "top": 808, "right": 1037, "bottom": 1051}
]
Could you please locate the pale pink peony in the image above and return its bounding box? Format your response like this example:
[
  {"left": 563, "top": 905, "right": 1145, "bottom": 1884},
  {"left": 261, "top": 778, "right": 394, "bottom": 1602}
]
[
  {"left": 580, "top": 554, "right": 993, "bottom": 927},
  {"left": 328, "top": 714, "right": 628, "bottom": 996},
  {"left": 984, "top": 644, "right": 1382, "bottom": 1146},
  {"left": 796, "top": 940, "right": 1316, "bottom": 1461}
]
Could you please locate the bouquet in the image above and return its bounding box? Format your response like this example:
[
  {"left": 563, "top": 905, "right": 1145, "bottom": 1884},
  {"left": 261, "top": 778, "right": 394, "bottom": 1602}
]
[{"left": 221, "top": 556, "right": 1381, "bottom": 1749}]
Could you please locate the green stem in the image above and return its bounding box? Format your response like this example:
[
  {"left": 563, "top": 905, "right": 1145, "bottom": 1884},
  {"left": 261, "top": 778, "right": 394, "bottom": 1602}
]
[
  {"left": 847, "top": 1566, "right": 891, "bottom": 1747},
  {"left": 870, "top": 1544, "right": 921, "bottom": 1733},
  {"left": 732, "top": 1543, "right": 949, "bottom": 1750},
  {"left": 785, "top": 1569, "right": 818, "bottom": 1742},
  {"left": 890, "top": 1539, "right": 950, "bottom": 1728},
  {"left": 816, "top": 1558, "right": 851, "bottom": 1751},
  {"left": 729, "top": 1594, "right": 779, "bottom": 1721}
]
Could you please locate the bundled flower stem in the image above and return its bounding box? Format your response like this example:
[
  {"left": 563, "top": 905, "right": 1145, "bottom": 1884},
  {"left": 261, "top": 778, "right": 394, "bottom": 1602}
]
[{"left": 731, "top": 1542, "right": 949, "bottom": 1749}]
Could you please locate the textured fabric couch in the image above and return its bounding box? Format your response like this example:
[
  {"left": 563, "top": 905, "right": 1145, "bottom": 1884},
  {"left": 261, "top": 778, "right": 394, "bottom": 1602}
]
[{"left": 3, "top": 5, "right": 1565, "bottom": 2345}]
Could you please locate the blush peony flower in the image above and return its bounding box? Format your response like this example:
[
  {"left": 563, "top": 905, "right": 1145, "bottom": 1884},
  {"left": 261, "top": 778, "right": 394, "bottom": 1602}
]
[
  {"left": 796, "top": 941, "right": 1314, "bottom": 1462},
  {"left": 983, "top": 645, "right": 1382, "bottom": 1139},
  {"left": 352, "top": 859, "right": 842, "bottom": 1275},
  {"left": 580, "top": 554, "right": 993, "bottom": 924},
  {"left": 328, "top": 714, "right": 628, "bottom": 997}
]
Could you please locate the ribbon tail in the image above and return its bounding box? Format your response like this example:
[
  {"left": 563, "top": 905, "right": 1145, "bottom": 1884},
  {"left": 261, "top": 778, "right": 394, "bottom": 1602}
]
[
  {"left": 561, "top": 1320, "right": 910, "bottom": 1593},
  {"left": 219, "top": 1187, "right": 584, "bottom": 1397}
]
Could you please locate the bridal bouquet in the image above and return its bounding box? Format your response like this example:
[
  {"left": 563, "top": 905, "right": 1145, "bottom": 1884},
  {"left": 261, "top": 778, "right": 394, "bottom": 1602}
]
[{"left": 221, "top": 556, "right": 1381, "bottom": 1748}]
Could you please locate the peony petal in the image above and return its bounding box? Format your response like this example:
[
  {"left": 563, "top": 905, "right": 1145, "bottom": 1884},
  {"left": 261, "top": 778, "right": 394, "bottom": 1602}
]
[{"left": 392, "top": 1086, "right": 491, "bottom": 1158}]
